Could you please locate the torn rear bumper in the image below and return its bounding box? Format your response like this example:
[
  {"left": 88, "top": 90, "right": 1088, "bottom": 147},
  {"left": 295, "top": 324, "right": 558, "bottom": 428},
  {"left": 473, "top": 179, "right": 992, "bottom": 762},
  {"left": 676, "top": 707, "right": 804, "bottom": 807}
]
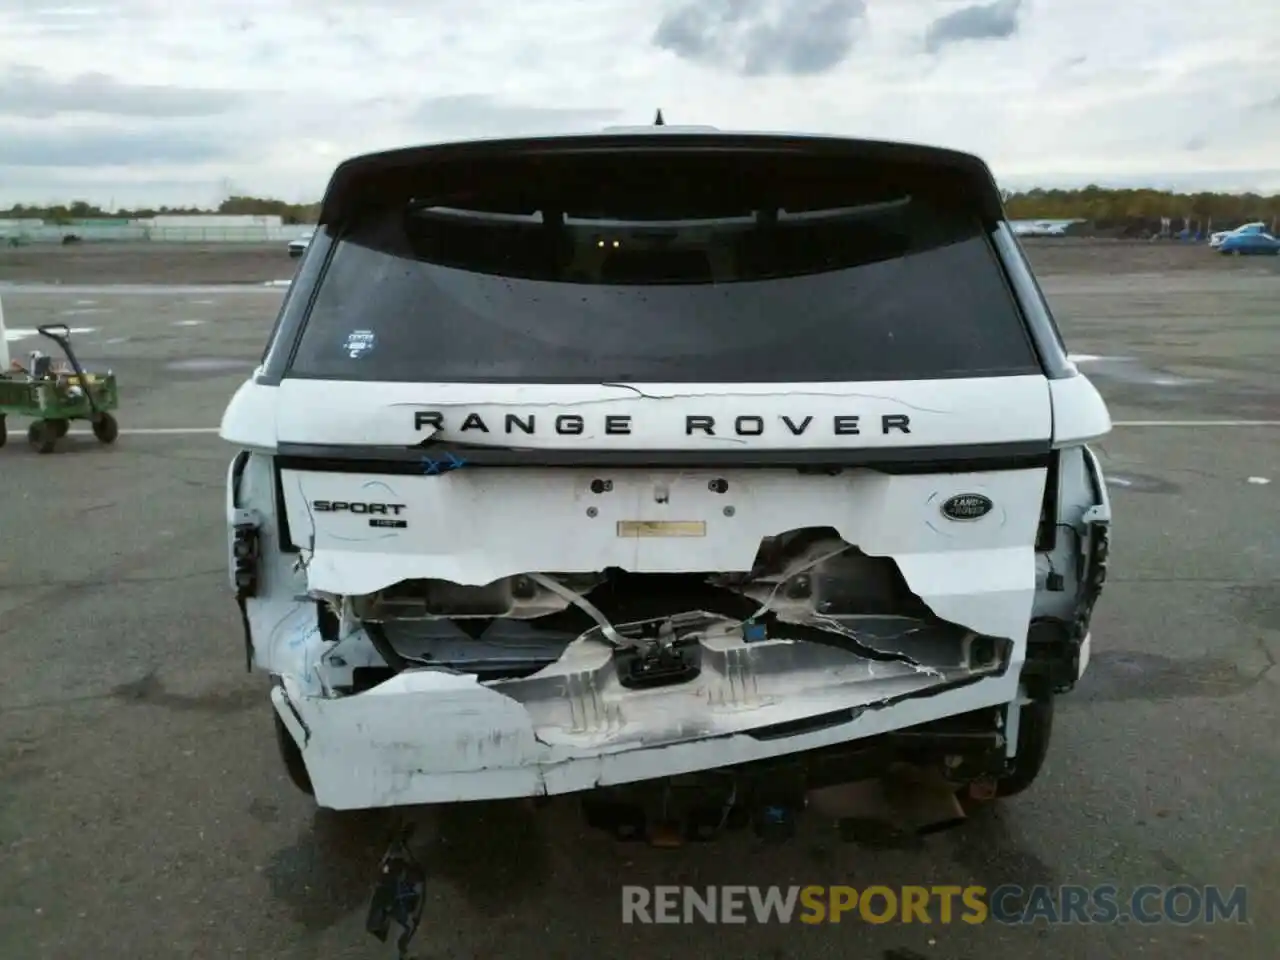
[{"left": 272, "top": 624, "right": 1019, "bottom": 810}]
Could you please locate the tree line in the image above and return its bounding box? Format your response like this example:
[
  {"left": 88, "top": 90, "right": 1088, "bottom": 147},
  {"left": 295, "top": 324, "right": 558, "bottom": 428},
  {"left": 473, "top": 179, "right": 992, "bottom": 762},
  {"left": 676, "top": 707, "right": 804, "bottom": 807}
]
[
  {"left": 1002, "top": 186, "right": 1278, "bottom": 226},
  {"left": 0, "top": 196, "right": 320, "bottom": 225},
  {"left": 3, "top": 186, "right": 1277, "bottom": 228}
]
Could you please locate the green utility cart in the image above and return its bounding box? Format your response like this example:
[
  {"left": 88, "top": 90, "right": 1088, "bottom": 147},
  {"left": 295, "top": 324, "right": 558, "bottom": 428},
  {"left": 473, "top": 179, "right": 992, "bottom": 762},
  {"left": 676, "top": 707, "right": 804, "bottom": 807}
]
[{"left": 0, "top": 323, "right": 120, "bottom": 454}]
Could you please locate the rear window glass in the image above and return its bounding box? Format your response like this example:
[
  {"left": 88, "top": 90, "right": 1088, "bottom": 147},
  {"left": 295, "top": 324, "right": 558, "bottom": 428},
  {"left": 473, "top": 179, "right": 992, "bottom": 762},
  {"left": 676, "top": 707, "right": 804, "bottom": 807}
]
[{"left": 286, "top": 152, "right": 1039, "bottom": 383}]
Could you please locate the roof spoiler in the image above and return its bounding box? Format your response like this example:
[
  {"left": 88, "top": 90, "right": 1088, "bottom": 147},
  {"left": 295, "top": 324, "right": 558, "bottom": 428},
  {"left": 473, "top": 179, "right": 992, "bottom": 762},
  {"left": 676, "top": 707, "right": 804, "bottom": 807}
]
[{"left": 315, "top": 133, "right": 1006, "bottom": 228}]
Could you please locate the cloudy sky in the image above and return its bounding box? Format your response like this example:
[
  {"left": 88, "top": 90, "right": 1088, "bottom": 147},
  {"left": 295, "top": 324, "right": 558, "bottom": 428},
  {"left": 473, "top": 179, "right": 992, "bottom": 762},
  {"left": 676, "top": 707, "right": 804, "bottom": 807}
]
[{"left": 1, "top": 0, "right": 1277, "bottom": 207}]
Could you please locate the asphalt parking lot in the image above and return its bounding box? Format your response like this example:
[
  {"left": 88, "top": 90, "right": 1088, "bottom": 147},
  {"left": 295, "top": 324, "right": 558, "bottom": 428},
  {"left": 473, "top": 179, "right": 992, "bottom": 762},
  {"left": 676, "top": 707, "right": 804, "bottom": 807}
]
[{"left": 1, "top": 242, "right": 1277, "bottom": 959}]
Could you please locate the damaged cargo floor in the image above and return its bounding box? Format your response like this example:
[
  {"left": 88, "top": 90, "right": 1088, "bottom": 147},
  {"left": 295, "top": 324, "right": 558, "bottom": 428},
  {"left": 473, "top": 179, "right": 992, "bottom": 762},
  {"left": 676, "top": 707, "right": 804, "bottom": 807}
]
[{"left": 1, "top": 248, "right": 1278, "bottom": 959}]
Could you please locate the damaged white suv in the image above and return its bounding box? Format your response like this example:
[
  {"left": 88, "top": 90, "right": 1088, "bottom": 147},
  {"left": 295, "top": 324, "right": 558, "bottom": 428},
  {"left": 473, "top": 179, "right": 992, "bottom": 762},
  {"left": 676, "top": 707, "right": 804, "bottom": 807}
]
[{"left": 221, "top": 128, "right": 1112, "bottom": 839}]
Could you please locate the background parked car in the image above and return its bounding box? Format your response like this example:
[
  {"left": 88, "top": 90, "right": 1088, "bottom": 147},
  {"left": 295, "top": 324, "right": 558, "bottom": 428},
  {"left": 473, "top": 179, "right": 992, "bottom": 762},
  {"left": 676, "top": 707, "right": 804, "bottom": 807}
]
[
  {"left": 1218, "top": 230, "right": 1280, "bottom": 255},
  {"left": 287, "top": 230, "right": 314, "bottom": 258},
  {"left": 1209, "top": 222, "right": 1267, "bottom": 248}
]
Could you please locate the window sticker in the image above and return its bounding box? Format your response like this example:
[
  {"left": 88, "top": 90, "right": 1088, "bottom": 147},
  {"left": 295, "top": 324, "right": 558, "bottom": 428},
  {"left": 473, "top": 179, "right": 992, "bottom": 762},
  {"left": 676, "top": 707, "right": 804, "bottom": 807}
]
[{"left": 344, "top": 329, "right": 376, "bottom": 359}]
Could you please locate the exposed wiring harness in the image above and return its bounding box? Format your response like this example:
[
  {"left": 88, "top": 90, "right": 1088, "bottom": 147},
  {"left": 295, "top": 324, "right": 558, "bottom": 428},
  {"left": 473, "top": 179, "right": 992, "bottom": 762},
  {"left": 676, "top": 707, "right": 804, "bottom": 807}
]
[{"left": 524, "top": 572, "right": 628, "bottom": 647}]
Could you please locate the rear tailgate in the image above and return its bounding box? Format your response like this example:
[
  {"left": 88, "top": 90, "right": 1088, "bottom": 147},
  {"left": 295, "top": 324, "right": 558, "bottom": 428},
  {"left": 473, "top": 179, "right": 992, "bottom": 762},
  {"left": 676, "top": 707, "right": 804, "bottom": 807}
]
[{"left": 263, "top": 133, "right": 1055, "bottom": 642}]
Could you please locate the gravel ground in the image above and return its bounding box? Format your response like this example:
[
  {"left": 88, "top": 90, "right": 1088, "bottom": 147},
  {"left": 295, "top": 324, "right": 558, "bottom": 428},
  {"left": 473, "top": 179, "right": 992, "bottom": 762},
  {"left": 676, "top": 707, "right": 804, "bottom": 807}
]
[{"left": 0, "top": 243, "right": 1276, "bottom": 960}]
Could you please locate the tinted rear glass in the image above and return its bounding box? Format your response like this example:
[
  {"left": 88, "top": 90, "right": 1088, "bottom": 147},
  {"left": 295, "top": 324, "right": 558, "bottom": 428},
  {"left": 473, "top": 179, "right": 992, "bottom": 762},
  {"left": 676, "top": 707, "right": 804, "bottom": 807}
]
[{"left": 287, "top": 151, "right": 1038, "bottom": 383}]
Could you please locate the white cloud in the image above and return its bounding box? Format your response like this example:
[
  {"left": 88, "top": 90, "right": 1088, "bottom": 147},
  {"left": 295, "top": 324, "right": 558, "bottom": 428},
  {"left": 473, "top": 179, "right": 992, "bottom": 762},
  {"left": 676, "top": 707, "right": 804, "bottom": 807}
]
[{"left": 1, "top": 0, "right": 1277, "bottom": 206}]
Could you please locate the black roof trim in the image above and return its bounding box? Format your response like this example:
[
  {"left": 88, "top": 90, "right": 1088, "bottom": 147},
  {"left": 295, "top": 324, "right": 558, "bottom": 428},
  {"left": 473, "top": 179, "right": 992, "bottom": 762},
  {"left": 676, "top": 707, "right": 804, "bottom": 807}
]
[{"left": 316, "top": 132, "right": 1006, "bottom": 227}]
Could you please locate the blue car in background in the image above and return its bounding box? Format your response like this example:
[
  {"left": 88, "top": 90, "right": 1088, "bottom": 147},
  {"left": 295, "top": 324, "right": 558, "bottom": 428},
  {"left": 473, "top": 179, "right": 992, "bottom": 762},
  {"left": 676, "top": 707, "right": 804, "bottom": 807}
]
[
  {"left": 1209, "top": 221, "right": 1266, "bottom": 248},
  {"left": 1218, "top": 230, "right": 1280, "bottom": 255}
]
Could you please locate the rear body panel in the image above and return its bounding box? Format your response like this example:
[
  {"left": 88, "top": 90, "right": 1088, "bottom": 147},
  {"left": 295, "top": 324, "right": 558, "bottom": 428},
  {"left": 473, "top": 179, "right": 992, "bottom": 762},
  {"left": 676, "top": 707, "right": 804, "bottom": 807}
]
[
  {"left": 281, "top": 460, "right": 1045, "bottom": 628},
  {"left": 224, "top": 130, "right": 1111, "bottom": 811}
]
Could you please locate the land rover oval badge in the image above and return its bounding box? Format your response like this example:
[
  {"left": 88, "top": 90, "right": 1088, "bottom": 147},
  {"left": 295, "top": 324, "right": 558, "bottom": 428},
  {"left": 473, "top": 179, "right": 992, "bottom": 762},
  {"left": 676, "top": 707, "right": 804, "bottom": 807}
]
[{"left": 941, "top": 493, "right": 993, "bottom": 521}]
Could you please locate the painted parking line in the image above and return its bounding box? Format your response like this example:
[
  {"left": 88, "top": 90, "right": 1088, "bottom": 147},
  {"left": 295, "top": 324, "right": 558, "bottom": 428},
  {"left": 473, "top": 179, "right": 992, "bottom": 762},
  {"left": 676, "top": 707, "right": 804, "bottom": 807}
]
[
  {"left": 65, "top": 427, "right": 222, "bottom": 435},
  {"left": 1112, "top": 420, "right": 1280, "bottom": 427},
  {"left": 5, "top": 326, "right": 98, "bottom": 342},
  {"left": 55, "top": 421, "right": 1280, "bottom": 438}
]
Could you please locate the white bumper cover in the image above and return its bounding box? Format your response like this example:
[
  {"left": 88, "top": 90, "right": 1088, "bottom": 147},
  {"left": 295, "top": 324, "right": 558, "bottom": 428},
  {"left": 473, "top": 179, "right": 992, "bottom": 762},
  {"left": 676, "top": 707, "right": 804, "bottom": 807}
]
[{"left": 273, "top": 642, "right": 1021, "bottom": 810}]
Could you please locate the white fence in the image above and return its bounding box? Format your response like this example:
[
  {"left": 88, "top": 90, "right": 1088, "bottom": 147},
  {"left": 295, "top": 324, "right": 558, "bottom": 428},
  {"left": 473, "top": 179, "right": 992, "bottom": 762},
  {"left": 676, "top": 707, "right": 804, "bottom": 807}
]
[{"left": 1, "top": 221, "right": 314, "bottom": 244}]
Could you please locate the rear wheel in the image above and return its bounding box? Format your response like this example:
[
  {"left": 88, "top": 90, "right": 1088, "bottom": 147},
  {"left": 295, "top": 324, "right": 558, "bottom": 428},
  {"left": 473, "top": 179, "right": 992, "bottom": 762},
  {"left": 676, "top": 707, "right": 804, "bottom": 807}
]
[
  {"left": 48, "top": 418, "right": 69, "bottom": 438},
  {"left": 0, "top": 415, "right": 6, "bottom": 448},
  {"left": 274, "top": 711, "right": 315, "bottom": 797},
  {"left": 92, "top": 412, "right": 119, "bottom": 444},
  {"left": 994, "top": 697, "right": 1055, "bottom": 798}
]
